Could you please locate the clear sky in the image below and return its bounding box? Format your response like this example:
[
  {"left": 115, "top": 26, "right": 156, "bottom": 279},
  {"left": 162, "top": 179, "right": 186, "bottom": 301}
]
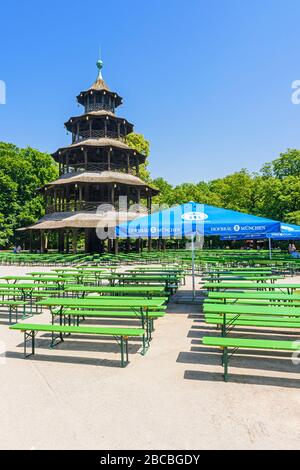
[{"left": 1, "top": 0, "right": 300, "bottom": 184}]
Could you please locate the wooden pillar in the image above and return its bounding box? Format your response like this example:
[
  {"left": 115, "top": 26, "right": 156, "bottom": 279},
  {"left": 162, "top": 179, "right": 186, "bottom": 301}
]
[
  {"left": 66, "top": 186, "right": 70, "bottom": 211},
  {"left": 79, "top": 185, "right": 83, "bottom": 210},
  {"left": 111, "top": 184, "right": 115, "bottom": 204},
  {"left": 84, "top": 228, "right": 89, "bottom": 253},
  {"left": 72, "top": 229, "right": 78, "bottom": 254},
  {"left": 147, "top": 191, "right": 152, "bottom": 212},
  {"left": 107, "top": 149, "right": 111, "bottom": 170},
  {"left": 65, "top": 230, "right": 70, "bottom": 253},
  {"left": 126, "top": 153, "right": 130, "bottom": 173},
  {"left": 54, "top": 189, "right": 57, "bottom": 211},
  {"left": 157, "top": 238, "right": 162, "bottom": 251},
  {"left": 147, "top": 236, "right": 152, "bottom": 251},
  {"left": 135, "top": 238, "right": 141, "bottom": 253},
  {"left": 114, "top": 238, "right": 119, "bottom": 255},
  {"left": 58, "top": 229, "right": 65, "bottom": 253},
  {"left": 66, "top": 153, "right": 69, "bottom": 173},
  {"left": 135, "top": 154, "right": 139, "bottom": 176},
  {"left": 84, "top": 150, "right": 88, "bottom": 170},
  {"left": 126, "top": 237, "right": 130, "bottom": 253},
  {"left": 29, "top": 230, "right": 32, "bottom": 252},
  {"left": 40, "top": 230, "right": 45, "bottom": 253}
]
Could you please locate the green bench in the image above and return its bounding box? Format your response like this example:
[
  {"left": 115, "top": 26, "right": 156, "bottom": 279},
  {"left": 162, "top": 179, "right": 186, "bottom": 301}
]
[
  {"left": 202, "top": 336, "right": 300, "bottom": 381},
  {"left": 204, "top": 282, "right": 300, "bottom": 294},
  {"left": 10, "top": 323, "right": 145, "bottom": 367},
  {"left": 57, "top": 308, "right": 165, "bottom": 341},
  {"left": 205, "top": 313, "right": 300, "bottom": 329},
  {"left": 0, "top": 300, "right": 28, "bottom": 323},
  {"left": 204, "top": 303, "right": 300, "bottom": 336}
]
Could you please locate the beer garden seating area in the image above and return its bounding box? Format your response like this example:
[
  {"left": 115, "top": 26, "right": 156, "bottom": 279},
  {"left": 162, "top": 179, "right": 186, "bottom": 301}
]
[{"left": 1, "top": 248, "right": 300, "bottom": 382}]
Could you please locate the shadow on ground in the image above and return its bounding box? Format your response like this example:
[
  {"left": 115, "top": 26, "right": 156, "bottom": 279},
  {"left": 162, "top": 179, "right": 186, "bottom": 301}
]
[{"left": 177, "top": 298, "right": 300, "bottom": 388}]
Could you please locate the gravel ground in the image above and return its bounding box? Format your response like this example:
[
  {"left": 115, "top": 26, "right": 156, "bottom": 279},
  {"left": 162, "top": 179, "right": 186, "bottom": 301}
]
[{"left": 0, "top": 264, "right": 299, "bottom": 449}]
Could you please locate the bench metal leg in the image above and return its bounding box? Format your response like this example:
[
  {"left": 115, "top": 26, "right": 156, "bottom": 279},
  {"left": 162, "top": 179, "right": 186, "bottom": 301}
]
[
  {"left": 223, "top": 347, "right": 229, "bottom": 382},
  {"left": 115, "top": 336, "right": 130, "bottom": 367},
  {"left": 120, "top": 336, "right": 125, "bottom": 367},
  {"left": 125, "top": 337, "right": 129, "bottom": 364},
  {"left": 141, "top": 334, "right": 149, "bottom": 356},
  {"left": 50, "top": 332, "right": 64, "bottom": 349},
  {"left": 24, "top": 331, "right": 35, "bottom": 358}
]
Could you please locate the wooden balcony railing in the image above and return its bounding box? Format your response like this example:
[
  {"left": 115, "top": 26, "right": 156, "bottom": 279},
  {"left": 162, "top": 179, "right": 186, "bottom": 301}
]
[
  {"left": 85, "top": 103, "right": 114, "bottom": 113},
  {"left": 73, "top": 129, "right": 126, "bottom": 143},
  {"left": 62, "top": 162, "right": 138, "bottom": 175}
]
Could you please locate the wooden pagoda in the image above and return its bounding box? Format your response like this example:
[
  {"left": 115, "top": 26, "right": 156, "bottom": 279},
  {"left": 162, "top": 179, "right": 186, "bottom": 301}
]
[{"left": 25, "top": 59, "right": 158, "bottom": 253}]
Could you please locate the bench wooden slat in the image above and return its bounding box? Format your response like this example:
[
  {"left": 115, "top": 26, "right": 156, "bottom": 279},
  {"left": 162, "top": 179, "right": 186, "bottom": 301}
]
[
  {"left": 10, "top": 323, "right": 144, "bottom": 336},
  {"left": 202, "top": 336, "right": 300, "bottom": 382}
]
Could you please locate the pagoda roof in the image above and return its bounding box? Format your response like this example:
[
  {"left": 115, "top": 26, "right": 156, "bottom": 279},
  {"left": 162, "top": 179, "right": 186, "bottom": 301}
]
[
  {"left": 42, "top": 170, "right": 158, "bottom": 193},
  {"left": 88, "top": 77, "right": 110, "bottom": 92},
  {"left": 65, "top": 111, "right": 133, "bottom": 128},
  {"left": 53, "top": 138, "right": 144, "bottom": 159},
  {"left": 19, "top": 209, "right": 147, "bottom": 230}
]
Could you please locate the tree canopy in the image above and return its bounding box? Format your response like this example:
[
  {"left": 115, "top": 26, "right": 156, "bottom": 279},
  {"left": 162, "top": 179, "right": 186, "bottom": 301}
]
[
  {"left": 0, "top": 142, "right": 58, "bottom": 246},
  {"left": 152, "top": 149, "right": 300, "bottom": 225},
  {"left": 0, "top": 141, "right": 299, "bottom": 247}
]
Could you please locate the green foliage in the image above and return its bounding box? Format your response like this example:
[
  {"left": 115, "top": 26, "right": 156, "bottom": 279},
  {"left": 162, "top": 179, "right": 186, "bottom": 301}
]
[
  {"left": 261, "top": 148, "right": 300, "bottom": 178},
  {"left": 151, "top": 149, "right": 300, "bottom": 225},
  {"left": 0, "top": 142, "right": 58, "bottom": 247},
  {"left": 125, "top": 133, "right": 151, "bottom": 182},
  {"left": 1, "top": 136, "right": 300, "bottom": 248}
]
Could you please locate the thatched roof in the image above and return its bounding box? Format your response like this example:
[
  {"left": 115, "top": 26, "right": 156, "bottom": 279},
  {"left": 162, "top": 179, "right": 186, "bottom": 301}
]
[
  {"left": 53, "top": 138, "right": 139, "bottom": 156},
  {"left": 20, "top": 209, "right": 145, "bottom": 230},
  {"left": 88, "top": 78, "right": 110, "bottom": 92},
  {"left": 66, "top": 110, "right": 116, "bottom": 123},
  {"left": 64, "top": 111, "right": 134, "bottom": 131},
  {"left": 43, "top": 171, "right": 158, "bottom": 192}
]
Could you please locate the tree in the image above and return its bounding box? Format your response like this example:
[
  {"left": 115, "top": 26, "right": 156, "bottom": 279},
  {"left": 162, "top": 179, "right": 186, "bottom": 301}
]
[
  {"left": 261, "top": 148, "right": 300, "bottom": 178},
  {"left": 151, "top": 178, "right": 174, "bottom": 205},
  {"left": 0, "top": 142, "right": 58, "bottom": 247},
  {"left": 125, "top": 133, "right": 151, "bottom": 182},
  {"left": 209, "top": 170, "right": 255, "bottom": 213}
]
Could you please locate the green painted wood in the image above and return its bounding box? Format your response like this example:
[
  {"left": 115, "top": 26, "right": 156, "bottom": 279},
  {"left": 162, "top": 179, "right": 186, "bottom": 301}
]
[
  {"left": 208, "top": 292, "right": 300, "bottom": 301},
  {"left": 204, "top": 303, "right": 300, "bottom": 316},
  {"left": 60, "top": 309, "right": 165, "bottom": 318},
  {"left": 205, "top": 314, "right": 300, "bottom": 328},
  {"left": 10, "top": 323, "right": 144, "bottom": 336},
  {"left": 37, "top": 297, "right": 166, "bottom": 308},
  {"left": 204, "top": 282, "right": 300, "bottom": 290},
  {"left": 202, "top": 336, "right": 300, "bottom": 351}
]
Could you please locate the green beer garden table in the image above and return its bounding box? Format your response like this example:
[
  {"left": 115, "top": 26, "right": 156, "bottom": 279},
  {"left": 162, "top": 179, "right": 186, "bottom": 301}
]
[
  {"left": 204, "top": 302, "right": 300, "bottom": 336},
  {"left": 203, "top": 275, "right": 284, "bottom": 283},
  {"left": 207, "top": 291, "right": 300, "bottom": 304},
  {"left": 37, "top": 296, "right": 166, "bottom": 345},
  {"left": 204, "top": 282, "right": 300, "bottom": 294},
  {"left": 65, "top": 285, "right": 166, "bottom": 298}
]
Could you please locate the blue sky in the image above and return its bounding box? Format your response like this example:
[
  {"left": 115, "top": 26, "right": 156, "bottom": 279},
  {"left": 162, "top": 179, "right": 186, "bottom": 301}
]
[{"left": 1, "top": 0, "right": 300, "bottom": 184}]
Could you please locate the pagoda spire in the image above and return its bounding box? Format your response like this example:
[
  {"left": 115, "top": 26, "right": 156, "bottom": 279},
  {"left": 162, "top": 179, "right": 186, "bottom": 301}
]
[
  {"left": 89, "top": 50, "right": 110, "bottom": 91},
  {"left": 96, "top": 47, "right": 103, "bottom": 80}
]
